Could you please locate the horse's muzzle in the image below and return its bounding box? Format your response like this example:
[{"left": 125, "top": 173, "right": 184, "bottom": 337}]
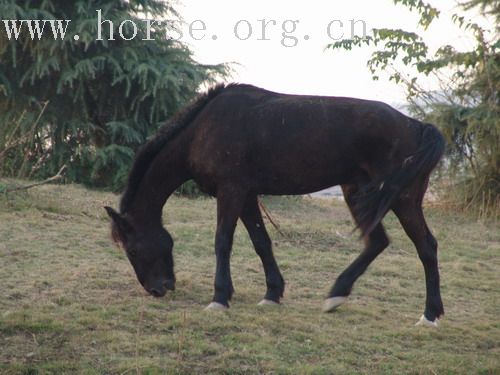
[
  {"left": 147, "top": 279, "right": 175, "bottom": 297},
  {"left": 164, "top": 279, "right": 176, "bottom": 291}
]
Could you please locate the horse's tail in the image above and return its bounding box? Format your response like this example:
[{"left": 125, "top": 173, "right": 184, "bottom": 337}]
[{"left": 353, "top": 123, "right": 446, "bottom": 237}]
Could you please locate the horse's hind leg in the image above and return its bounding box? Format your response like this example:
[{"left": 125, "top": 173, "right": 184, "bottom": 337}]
[
  {"left": 240, "top": 195, "right": 285, "bottom": 305},
  {"left": 392, "top": 180, "right": 444, "bottom": 326},
  {"left": 324, "top": 183, "right": 390, "bottom": 312}
]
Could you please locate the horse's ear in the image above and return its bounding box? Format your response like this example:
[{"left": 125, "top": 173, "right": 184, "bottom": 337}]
[
  {"left": 104, "top": 206, "right": 132, "bottom": 234},
  {"left": 104, "top": 206, "right": 120, "bottom": 221}
]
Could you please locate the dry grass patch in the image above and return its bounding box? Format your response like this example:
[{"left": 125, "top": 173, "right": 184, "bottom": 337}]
[{"left": 0, "top": 183, "right": 499, "bottom": 374}]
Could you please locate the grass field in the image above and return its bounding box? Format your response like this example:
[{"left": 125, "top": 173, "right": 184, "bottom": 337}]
[{"left": 0, "top": 182, "right": 499, "bottom": 374}]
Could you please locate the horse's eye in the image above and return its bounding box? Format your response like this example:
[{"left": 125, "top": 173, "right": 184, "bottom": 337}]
[{"left": 127, "top": 248, "right": 137, "bottom": 257}]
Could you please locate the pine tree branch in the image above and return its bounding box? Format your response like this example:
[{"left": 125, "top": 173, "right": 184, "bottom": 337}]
[
  {"left": 258, "top": 197, "right": 285, "bottom": 236},
  {"left": 3, "top": 165, "right": 67, "bottom": 193}
]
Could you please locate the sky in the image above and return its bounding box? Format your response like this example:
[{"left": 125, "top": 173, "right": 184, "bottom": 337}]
[{"left": 174, "top": 0, "right": 487, "bottom": 106}]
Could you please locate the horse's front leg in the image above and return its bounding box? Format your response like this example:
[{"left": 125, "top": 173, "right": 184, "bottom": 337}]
[{"left": 205, "top": 186, "right": 247, "bottom": 310}]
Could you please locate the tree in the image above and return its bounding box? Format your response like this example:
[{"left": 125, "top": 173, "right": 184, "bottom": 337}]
[
  {"left": 0, "top": 0, "right": 228, "bottom": 189},
  {"left": 328, "top": 0, "right": 499, "bottom": 217}
]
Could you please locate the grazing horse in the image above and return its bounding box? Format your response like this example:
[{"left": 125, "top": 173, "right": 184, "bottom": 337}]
[{"left": 105, "top": 83, "right": 445, "bottom": 327}]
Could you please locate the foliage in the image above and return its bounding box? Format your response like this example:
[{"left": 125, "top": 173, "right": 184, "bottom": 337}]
[
  {"left": 0, "top": 0, "right": 228, "bottom": 190},
  {"left": 176, "top": 180, "right": 203, "bottom": 197},
  {"left": 328, "top": 0, "right": 500, "bottom": 217}
]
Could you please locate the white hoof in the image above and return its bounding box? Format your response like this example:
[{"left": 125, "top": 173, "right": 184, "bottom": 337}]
[
  {"left": 258, "top": 299, "right": 280, "bottom": 306},
  {"left": 415, "top": 314, "right": 438, "bottom": 328},
  {"left": 204, "top": 302, "right": 228, "bottom": 311},
  {"left": 323, "top": 296, "right": 348, "bottom": 312}
]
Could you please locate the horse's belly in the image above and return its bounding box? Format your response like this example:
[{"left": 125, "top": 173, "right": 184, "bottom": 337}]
[
  {"left": 189, "top": 120, "right": 360, "bottom": 195},
  {"left": 250, "top": 156, "right": 355, "bottom": 195}
]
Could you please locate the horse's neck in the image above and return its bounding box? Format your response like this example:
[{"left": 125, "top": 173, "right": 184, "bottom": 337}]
[{"left": 127, "top": 146, "right": 189, "bottom": 225}]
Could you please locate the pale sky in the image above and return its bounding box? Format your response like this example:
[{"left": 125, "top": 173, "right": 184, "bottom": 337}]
[{"left": 175, "top": 0, "right": 488, "bottom": 106}]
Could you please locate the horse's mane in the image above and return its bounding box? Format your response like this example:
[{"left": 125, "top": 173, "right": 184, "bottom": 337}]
[{"left": 119, "top": 83, "right": 227, "bottom": 213}]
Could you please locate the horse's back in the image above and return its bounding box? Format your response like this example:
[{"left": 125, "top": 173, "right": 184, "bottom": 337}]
[{"left": 187, "top": 84, "right": 424, "bottom": 194}]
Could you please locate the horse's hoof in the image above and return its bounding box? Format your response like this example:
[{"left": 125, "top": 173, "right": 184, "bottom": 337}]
[
  {"left": 258, "top": 299, "right": 280, "bottom": 306},
  {"left": 323, "top": 296, "right": 348, "bottom": 312},
  {"left": 204, "top": 302, "right": 228, "bottom": 311},
  {"left": 415, "top": 314, "right": 439, "bottom": 328}
]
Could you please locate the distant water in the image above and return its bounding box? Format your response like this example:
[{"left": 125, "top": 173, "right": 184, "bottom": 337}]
[{"left": 309, "top": 186, "right": 343, "bottom": 200}]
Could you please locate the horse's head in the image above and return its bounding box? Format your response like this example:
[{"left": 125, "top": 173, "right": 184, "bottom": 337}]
[{"left": 104, "top": 206, "right": 175, "bottom": 297}]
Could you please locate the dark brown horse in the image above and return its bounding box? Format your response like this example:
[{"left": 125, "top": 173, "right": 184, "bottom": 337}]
[{"left": 105, "top": 83, "right": 445, "bottom": 327}]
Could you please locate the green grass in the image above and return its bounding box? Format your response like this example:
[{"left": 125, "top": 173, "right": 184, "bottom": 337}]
[{"left": 0, "top": 183, "right": 499, "bottom": 374}]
